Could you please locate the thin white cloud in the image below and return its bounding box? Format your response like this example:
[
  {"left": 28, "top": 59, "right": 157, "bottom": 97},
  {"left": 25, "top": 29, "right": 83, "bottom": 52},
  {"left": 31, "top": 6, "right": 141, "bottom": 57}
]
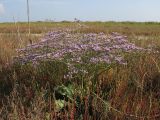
[{"left": 0, "top": 3, "right": 5, "bottom": 15}]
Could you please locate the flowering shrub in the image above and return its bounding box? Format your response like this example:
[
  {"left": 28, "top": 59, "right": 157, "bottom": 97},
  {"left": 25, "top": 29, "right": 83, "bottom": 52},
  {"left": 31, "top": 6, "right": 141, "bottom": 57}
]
[{"left": 15, "top": 29, "right": 145, "bottom": 78}]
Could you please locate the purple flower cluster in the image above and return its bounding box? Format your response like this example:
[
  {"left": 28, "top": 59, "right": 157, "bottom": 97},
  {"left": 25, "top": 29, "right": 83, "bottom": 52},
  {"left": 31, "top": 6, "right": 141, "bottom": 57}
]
[{"left": 14, "top": 29, "right": 145, "bottom": 77}]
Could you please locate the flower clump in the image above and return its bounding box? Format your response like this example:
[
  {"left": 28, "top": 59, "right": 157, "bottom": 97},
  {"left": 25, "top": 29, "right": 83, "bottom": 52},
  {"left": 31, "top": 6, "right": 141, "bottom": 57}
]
[{"left": 14, "top": 29, "right": 145, "bottom": 78}]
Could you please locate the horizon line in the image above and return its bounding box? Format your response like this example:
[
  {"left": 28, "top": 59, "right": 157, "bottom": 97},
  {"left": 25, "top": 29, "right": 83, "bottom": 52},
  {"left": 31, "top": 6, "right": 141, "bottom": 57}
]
[{"left": 1, "top": 20, "right": 160, "bottom": 24}]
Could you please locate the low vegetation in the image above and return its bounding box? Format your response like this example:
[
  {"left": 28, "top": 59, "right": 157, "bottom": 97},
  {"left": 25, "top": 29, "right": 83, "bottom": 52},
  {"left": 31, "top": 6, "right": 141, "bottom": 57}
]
[{"left": 0, "top": 22, "right": 160, "bottom": 119}]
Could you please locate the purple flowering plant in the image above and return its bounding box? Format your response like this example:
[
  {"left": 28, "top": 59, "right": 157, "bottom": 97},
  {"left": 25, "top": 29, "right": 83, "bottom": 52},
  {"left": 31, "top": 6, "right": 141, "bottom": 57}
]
[{"left": 14, "top": 28, "right": 147, "bottom": 79}]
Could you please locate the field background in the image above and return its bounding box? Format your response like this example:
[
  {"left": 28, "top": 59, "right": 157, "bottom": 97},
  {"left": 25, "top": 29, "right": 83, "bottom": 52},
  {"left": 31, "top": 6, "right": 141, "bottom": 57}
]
[
  {"left": 1, "top": 22, "right": 160, "bottom": 67},
  {"left": 0, "top": 22, "right": 160, "bottom": 119}
]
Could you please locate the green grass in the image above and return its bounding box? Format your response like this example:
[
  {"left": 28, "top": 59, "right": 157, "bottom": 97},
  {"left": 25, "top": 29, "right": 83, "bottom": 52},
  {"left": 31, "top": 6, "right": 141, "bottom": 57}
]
[
  {"left": 1, "top": 21, "right": 160, "bottom": 35},
  {"left": 0, "top": 22, "right": 160, "bottom": 119},
  {"left": 0, "top": 22, "right": 77, "bottom": 34}
]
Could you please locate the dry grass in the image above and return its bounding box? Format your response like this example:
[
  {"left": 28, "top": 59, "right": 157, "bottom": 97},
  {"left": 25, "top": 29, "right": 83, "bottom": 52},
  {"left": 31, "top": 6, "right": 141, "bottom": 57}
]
[{"left": 0, "top": 33, "right": 41, "bottom": 66}]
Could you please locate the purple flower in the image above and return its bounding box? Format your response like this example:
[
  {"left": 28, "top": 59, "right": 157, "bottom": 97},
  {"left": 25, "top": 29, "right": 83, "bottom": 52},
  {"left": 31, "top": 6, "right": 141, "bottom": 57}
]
[{"left": 14, "top": 28, "right": 149, "bottom": 78}]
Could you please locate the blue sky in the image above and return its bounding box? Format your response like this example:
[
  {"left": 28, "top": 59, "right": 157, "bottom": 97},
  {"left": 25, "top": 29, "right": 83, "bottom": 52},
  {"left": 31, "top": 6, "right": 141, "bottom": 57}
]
[{"left": 0, "top": 0, "right": 160, "bottom": 22}]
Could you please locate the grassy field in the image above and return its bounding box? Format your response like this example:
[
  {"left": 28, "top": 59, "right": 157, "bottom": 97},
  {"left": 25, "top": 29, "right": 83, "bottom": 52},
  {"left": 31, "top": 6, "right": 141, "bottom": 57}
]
[{"left": 0, "top": 22, "right": 160, "bottom": 119}]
